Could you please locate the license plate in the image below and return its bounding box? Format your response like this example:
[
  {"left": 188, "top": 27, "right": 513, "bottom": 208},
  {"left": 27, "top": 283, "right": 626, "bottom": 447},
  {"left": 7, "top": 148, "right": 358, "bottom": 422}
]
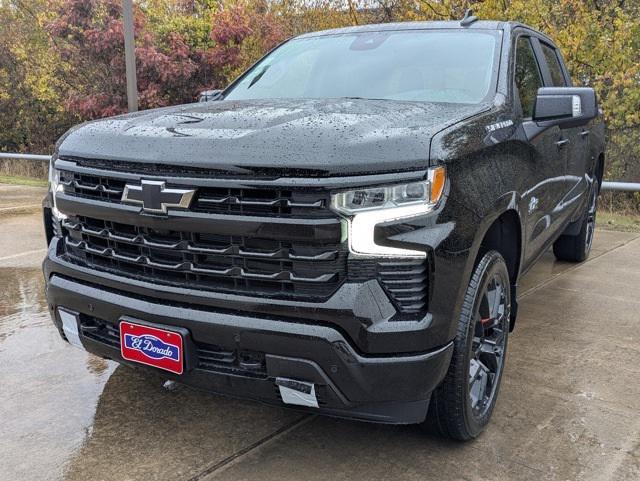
[{"left": 120, "top": 321, "right": 184, "bottom": 374}]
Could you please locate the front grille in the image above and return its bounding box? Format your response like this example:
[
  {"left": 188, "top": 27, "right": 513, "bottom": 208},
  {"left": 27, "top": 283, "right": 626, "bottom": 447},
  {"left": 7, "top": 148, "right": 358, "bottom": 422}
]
[
  {"left": 197, "top": 343, "right": 266, "bottom": 378},
  {"left": 61, "top": 216, "right": 346, "bottom": 300},
  {"left": 58, "top": 170, "right": 333, "bottom": 218},
  {"left": 56, "top": 160, "right": 429, "bottom": 316},
  {"left": 78, "top": 315, "right": 267, "bottom": 378},
  {"left": 80, "top": 315, "right": 120, "bottom": 348}
]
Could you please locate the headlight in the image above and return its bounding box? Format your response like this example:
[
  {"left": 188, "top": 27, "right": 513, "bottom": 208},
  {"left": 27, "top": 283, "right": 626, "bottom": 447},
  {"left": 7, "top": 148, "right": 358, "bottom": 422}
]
[
  {"left": 48, "top": 156, "right": 67, "bottom": 220},
  {"left": 330, "top": 167, "right": 445, "bottom": 257}
]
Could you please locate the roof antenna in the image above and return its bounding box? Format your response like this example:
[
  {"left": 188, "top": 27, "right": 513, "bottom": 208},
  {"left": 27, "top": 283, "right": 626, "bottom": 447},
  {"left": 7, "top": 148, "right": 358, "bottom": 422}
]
[{"left": 460, "top": 9, "right": 478, "bottom": 27}]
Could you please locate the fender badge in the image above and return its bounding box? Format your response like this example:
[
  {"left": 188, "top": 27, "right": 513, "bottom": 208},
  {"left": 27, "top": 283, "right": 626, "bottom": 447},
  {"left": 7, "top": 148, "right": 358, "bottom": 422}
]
[{"left": 485, "top": 119, "right": 514, "bottom": 133}]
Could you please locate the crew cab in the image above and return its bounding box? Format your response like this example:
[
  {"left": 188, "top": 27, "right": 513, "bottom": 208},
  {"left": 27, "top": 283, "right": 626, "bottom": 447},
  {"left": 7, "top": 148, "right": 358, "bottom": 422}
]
[{"left": 43, "top": 16, "right": 605, "bottom": 440}]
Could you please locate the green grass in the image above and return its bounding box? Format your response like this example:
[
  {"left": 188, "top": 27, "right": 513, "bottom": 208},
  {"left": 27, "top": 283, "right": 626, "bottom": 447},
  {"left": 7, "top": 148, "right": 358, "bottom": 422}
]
[
  {"left": 0, "top": 175, "right": 48, "bottom": 187},
  {"left": 598, "top": 210, "right": 640, "bottom": 233}
]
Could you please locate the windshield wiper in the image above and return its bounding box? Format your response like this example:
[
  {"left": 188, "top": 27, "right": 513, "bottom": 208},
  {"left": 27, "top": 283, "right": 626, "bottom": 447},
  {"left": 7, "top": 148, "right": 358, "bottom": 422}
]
[
  {"left": 247, "top": 65, "right": 270, "bottom": 90},
  {"left": 339, "top": 96, "right": 390, "bottom": 101}
]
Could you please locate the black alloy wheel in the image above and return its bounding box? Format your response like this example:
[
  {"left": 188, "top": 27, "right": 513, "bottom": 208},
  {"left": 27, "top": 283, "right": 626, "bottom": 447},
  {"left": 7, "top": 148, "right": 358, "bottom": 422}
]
[
  {"left": 584, "top": 182, "right": 598, "bottom": 256},
  {"left": 426, "top": 250, "right": 511, "bottom": 441},
  {"left": 469, "top": 273, "right": 508, "bottom": 418}
]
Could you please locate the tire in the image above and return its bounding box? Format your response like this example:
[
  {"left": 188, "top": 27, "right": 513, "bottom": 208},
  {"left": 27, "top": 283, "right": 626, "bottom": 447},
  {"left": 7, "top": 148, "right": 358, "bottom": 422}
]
[
  {"left": 553, "top": 182, "right": 598, "bottom": 263},
  {"left": 426, "top": 250, "right": 511, "bottom": 441}
]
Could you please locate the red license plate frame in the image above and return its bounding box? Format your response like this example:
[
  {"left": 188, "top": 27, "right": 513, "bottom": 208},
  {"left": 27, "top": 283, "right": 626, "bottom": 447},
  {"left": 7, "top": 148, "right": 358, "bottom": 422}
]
[{"left": 120, "top": 320, "right": 184, "bottom": 375}]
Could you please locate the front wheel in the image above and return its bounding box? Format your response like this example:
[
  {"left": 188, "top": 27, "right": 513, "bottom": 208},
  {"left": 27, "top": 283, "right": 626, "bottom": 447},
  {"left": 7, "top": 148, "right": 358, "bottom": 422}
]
[{"left": 426, "top": 250, "right": 510, "bottom": 441}]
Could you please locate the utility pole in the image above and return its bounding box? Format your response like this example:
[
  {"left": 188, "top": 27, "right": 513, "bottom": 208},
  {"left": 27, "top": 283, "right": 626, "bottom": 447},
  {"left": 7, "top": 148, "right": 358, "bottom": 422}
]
[{"left": 123, "top": 0, "right": 138, "bottom": 112}]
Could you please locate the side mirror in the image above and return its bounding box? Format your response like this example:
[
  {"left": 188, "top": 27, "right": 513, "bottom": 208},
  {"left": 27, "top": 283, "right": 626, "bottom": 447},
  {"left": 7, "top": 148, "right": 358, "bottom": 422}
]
[
  {"left": 198, "top": 89, "right": 223, "bottom": 102},
  {"left": 533, "top": 87, "right": 597, "bottom": 128}
]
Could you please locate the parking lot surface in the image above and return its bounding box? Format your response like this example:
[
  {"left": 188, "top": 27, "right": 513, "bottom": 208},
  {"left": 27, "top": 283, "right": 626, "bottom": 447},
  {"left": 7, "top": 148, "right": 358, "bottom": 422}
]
[{"left": 1, "top": 189, "right": 639, "bottom": 481}]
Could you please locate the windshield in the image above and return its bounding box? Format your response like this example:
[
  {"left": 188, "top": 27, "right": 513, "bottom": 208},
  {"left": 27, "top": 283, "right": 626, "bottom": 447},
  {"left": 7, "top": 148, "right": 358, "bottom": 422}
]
[{"left": 224, "top": 30, "right": 499, "bottom": 104}]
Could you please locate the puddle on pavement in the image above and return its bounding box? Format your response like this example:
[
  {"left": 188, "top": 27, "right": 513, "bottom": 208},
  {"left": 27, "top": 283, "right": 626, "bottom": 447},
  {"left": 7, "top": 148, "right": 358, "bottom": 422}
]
[
  {"left": 0, "top": 267, "right": 299, "bottom": 481},
  {"left": 0, "top": 267, "right": 117, "bottom": 481},
  {"left": 0, "top": 267, "right": 48, "bottom": 338}
]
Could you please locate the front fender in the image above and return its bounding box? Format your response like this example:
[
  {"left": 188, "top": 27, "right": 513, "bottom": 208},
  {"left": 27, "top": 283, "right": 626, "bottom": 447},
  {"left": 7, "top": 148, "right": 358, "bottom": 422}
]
[
  {"left": 426, "top": 189, "right": 525, "bottom": 344},
  {"left": 469, "top": 191, "right": 525, "bottom": 279}
]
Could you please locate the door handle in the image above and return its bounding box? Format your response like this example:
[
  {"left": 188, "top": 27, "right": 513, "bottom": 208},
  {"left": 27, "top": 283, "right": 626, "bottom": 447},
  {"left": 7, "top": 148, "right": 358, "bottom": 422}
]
[
  {"left": 580, "top": 130, "right": 590, "bottom": 138},
  {"left": 555, "top": 139, "right": 570, "bottom": 147}
]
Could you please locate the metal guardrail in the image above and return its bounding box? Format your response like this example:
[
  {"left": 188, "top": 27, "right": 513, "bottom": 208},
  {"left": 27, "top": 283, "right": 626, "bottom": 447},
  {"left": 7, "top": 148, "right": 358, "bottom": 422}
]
[
  {"left": 1, "top": 152, "right": 639, "bottom": 192},
  {"left": 601, "top": 181, "right": 640, "bottom": 192},
  {"left": 0, "top": 153, "right": 52, "bottom": 162}
]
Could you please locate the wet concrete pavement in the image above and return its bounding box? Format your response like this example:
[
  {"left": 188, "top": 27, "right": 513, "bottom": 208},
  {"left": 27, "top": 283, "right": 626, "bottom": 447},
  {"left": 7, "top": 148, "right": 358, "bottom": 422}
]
[
  {"left": 0, "top": 184, "right": 45, "bottom": 215},
  {"left": 1, "top": 200, "right": 639, "bottom": 481}
]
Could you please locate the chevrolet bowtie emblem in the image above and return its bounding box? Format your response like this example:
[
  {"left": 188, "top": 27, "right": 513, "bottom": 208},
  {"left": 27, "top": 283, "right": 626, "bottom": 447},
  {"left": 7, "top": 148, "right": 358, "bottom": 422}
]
[{"left": 121, "top": 180, "right": 195, "bottom": 214}]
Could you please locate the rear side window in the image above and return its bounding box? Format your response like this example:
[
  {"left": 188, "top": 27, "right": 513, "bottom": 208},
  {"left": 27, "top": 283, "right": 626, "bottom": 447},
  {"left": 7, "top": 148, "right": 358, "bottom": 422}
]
[
  {"left": 514, "top": 37, "right": 543, "bottom": 118},
  {"left": 541, "top": 43, "right": 567, "bottom": 86}
]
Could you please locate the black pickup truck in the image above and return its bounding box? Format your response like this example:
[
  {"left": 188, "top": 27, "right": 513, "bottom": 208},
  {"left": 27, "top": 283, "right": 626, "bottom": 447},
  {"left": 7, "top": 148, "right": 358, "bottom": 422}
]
[{"left": 43, "top": 17, "right": 605, "bottom": 440}]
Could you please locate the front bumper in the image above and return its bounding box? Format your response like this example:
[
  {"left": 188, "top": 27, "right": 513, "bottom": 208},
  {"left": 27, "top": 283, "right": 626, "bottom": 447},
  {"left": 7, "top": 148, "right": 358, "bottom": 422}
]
[{"left": 44, "top": 261, "right": 453, "bottom": 424}]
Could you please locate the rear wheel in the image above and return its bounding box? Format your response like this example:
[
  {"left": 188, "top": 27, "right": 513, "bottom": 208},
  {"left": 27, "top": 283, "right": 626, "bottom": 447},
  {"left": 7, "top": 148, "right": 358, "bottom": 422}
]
[
  {"left": 426, "top": 251, "right": 510, "bottom": 441},
  {"left": 553, "top": 182, "right": 598, "bottom": 262}
]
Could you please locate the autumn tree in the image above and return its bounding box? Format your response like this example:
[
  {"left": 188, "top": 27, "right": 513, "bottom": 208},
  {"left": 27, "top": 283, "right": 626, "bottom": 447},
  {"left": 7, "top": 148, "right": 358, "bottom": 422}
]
[
  {"left": 0, "top": 0, "right": 75, "bottom": 154},
  {"left": 47, "top": 0, "right": 216, "bottom": 118},
  {"left": 207, "top": 1, "right": 287, "bottom": 84},
  {"left": 471, "top": 0, "right": 640, "bottom": 199}
]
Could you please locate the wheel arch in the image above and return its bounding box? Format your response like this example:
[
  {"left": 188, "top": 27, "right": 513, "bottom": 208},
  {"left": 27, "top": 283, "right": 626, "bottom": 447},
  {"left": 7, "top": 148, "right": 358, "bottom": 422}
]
[
  {"left": 469, "top": 201, "right": 524, "bottom": 331},
  {"left": 477, "top": 210, "right": 522, "bottom": 288}
]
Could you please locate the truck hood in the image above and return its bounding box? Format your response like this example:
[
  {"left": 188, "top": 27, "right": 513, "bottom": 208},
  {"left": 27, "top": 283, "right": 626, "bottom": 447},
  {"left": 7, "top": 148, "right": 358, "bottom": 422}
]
[{"left": 58, "top": 98, "right": 488, "bottom": 177}]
